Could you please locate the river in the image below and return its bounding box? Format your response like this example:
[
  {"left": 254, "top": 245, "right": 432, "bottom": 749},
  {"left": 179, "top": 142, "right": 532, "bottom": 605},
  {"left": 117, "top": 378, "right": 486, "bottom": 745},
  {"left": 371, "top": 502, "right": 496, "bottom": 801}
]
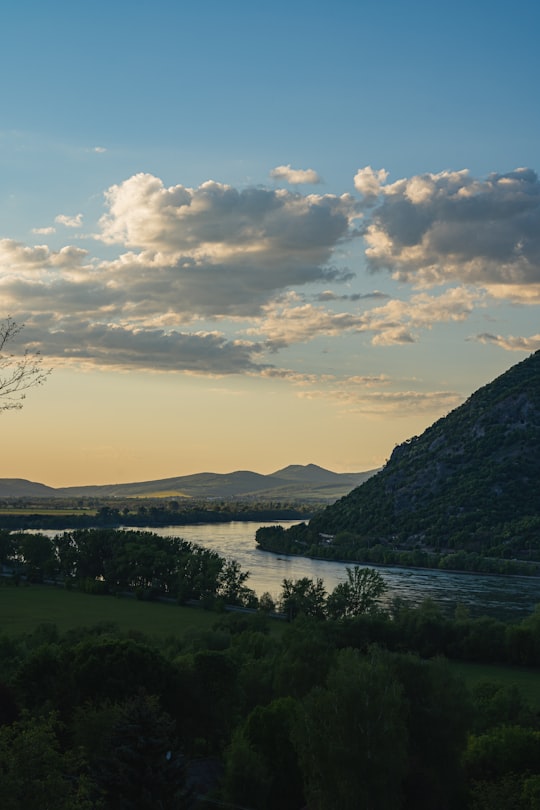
[
  {"left": 122, "top": 521, "right": 539, "bottom": 621},
  {"left": 33, "top": 521, "right": 540, "bottom": 620}
]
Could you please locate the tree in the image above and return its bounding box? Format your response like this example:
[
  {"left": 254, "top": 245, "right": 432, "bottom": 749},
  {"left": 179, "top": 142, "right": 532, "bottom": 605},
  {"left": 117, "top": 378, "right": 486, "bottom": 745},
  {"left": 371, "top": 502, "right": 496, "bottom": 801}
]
[
  {"left": 327, "top": 566, "right": 387, "bottom": 619},
  {"left": 218, "top": 559, "right": 255, "bottom": 606},
  {"left": 0, "top": 713, "right": 96, "bottom": 809},
  {"left": 0, "top": 317, "right": 50, "bottom": 411},
  {"left": 280, "top": 577, "right": 327, "bottom": 621},
  {"left": 222, "top": 697, "right": 304, "bottom": 810},
  {"left": 93, "top": 693, "right": 189, "bottom": 809},
  {"left": 293, "top": 647, "right": 408, "bottom": 810}
]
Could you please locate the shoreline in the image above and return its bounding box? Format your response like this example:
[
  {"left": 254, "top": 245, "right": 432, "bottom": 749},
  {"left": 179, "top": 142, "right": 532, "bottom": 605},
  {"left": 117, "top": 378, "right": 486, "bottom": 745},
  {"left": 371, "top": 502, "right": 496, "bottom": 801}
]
[{"left": 255, "top": 543, "right": 540, "bottom": 581}]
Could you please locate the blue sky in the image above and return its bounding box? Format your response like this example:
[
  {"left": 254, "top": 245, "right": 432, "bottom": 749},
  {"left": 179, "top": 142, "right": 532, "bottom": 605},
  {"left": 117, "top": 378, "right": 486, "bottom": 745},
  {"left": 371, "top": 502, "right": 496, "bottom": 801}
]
[{"left": 1, "top": 0, "right": 539, "bottom": 486}]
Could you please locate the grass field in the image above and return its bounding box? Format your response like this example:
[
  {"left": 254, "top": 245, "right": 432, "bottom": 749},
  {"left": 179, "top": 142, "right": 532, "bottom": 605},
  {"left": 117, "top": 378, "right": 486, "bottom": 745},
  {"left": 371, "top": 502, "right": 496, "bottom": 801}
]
[
  {"left": 448, "top": 660, "right": 540, "bottom": 709},
  {"left": 0, "top": 582, "right": 220, "bottom": 639},
  {"left": 0, "top": 508, "right": 97, "bottom": 516}
]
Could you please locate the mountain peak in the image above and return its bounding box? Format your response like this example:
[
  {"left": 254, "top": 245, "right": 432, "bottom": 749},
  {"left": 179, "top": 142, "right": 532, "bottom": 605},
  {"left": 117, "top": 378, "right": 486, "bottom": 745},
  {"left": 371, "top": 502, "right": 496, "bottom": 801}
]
[{"left": 270, "top": 464, "right": 342, "bottom": 482}]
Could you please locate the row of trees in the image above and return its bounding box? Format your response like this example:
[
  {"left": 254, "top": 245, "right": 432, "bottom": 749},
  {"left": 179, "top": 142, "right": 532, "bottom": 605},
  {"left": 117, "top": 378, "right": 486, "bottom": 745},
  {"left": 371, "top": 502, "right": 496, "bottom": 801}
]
[
  {"left": 1, "top": 528, "right": 258, "bottom": 608},
  {"left": 1, "top": 528, "right": 390, "bottom": 623},
  {"left": 279, "top": 566, "right": 386, "bottom": 620},
  {"left": 0, "top": 502, "right": 313, "bottom": 532},
  {"left": 255, "top": 523, "right": 540, "bottom": 577}
]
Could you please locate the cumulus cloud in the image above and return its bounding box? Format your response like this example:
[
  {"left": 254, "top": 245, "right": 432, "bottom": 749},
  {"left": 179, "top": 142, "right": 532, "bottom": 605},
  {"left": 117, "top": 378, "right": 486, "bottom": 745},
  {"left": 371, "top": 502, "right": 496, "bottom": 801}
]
[
  {"left": 0, "top": 172, "right": 358, "bottom": 372},
  {"left": 93, "top": 173, "right": 357, "bottom": 317},
  {"left": 4, "top": 167, "right": 538, "bottom": 377},
  {"left": 357, "top": 166, "right": 540, "bottom": 292},
  {"left": 473, "top": 332, "right": 540, "bottom": 352},
  {"left": 0, "top": 239, "right": 88, "bottom": 273},
  {"left": 32, "top": 226, "right": 56, "bottom": 235},
  {"left": 269, "top": 164, "right": 322, "bottom": 184},
  {"left": 250, "top": 287, "right": 481, "bottom": 348},
  {"left": 98, "top": 173, "right": 352, "bottom": 254},
  {"left": 55, "top": 213, "right": 83, "bottom": 228},
  {"left": 17, "top": 319, "right": 269, "bottom": 375},
  {"left": 354, "top": 166, "right": 389, "bottom": 199}
]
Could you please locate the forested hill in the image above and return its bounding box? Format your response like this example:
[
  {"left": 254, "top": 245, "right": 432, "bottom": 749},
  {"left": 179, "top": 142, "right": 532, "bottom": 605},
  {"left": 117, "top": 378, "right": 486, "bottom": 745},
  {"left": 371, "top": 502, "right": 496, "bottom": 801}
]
[{"left": 309, "top": 350, "right": 540, "bottom": 554}]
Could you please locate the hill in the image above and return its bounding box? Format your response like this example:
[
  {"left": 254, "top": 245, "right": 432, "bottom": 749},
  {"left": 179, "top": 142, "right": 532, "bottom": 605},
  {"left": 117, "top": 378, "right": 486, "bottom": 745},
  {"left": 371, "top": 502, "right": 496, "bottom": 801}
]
[
  {"left": 311, "top": 350, "right": 540, "bottom": 553},
  {"left": 0, "top": 479, "right": 58, "bottom": 498},
  {"left": 0, "top": 464, "right": 378, "bottom": 503}
]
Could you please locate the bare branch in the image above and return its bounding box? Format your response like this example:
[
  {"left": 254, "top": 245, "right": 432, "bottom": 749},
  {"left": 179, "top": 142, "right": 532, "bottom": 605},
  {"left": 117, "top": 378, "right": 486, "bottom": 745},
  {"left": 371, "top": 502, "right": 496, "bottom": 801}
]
[{"left": 0, "top": 317, "right": 51, "bottom": 412}]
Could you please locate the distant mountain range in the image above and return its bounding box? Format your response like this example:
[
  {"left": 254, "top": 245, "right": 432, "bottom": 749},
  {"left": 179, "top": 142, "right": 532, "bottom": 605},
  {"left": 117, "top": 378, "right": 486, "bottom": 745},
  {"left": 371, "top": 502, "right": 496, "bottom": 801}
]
[{"left": 0, "top": 464, "right": 379, "bottom": 502}]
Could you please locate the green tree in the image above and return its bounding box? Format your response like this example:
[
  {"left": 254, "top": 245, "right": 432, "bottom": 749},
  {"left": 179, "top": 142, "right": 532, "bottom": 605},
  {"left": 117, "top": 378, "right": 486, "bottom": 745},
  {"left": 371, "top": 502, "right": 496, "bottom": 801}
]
[
  {"left": 0, "top": 713, "right": 95, "bottom": 809},
  {"left": 0, "top": 530, "right": 15, "bottom": 566},
  {"left": 293, "top": 647, "right": 408, "bottom": 810},
  {"left": 258, "top": 591, "right": 276, "bottom": 613},
  {"left": 273, "top": 617, "right": 335, "bottom": 699},
  {"left": 18, "top": 533, "right": 56, "bottom": 582},
  {"left": 70, "top": 637, "right": 179, "bottom": 710},
  {"left": 280, "top": 577, "right": 327, "bottom": 620},
  {"left": 388, "top": 653, "right": 471, "bottom": 809},
  {"left": 327, "top": 566, "right": 387, "bottom": 619},
  {"left": 223, "top": 697, "right": 304, "bottom": 810},
  {"left": 217, "top": 559, "right": 255, "bottom": 606},
  {"left": 94, "top": 693, "right": 188, "bottom": 809}
]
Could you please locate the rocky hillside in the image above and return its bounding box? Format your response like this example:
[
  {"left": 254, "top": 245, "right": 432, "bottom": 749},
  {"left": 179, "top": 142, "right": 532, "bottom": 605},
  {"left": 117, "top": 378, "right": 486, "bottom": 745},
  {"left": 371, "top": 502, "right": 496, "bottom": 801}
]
[{"left": 310, "top": 350, "right": 540, "bottom": 553}]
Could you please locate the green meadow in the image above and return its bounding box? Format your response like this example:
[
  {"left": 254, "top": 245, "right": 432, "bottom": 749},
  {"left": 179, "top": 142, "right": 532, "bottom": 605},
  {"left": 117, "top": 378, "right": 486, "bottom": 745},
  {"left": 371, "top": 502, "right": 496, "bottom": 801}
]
[
  {"left": 0, "top": 582, "right": 218, "bottom": 639},
  {"left": 448, "top": 659, "right": 540, "bottom": 709}
]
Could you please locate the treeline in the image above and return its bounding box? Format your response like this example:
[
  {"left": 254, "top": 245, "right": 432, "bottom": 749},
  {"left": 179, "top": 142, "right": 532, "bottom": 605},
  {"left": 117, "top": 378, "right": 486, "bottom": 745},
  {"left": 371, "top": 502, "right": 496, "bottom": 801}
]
[
  {"left": 256, "top": 523, "right": 540, "bottom": 577},
  {"left": 0, "top": 500, "right": 313, "bottom": 530},
  {"left": 0, "top": 529, "right": 258, "bottom": 608},
  {"left": 1, "top": 593, "right": 540, "bottom": 807}
]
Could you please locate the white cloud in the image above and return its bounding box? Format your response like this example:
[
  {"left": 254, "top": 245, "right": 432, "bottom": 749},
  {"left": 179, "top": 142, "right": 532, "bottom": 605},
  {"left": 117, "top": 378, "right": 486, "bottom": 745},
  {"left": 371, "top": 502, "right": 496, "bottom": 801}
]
[
  {"left": 371, "top": 327, "right": 415, "bottom": 346},
  {"left": 484, "top": 284, "right": 540, "bottom": 304},
  {"left": 17, "top": 319, "right": 270, "bottom": 375},
  {"left": 269, "top": 164, "right": 322, "bottom": 184},
  {"left": 297, "top": 386, "right": 462, "bottom": 416},
  {"left": 249, "top": 287, "right": 482, "bottom": 348},
  {"left": 55, "top": 213, "right": 83, "bottom": 228},
  {"left": 3, "top": 167, "right": 538, "bottom": 378},
  {"left": 353, "top": 166, "right": 389, "bottom": 198},
  {"left": 98, "top": 173, "right": 353, "bottom": 254},
  {"left": 93, "top": 173, "right": 357, "bottom": 317},
  {"left": 32, "top": 226, "right": 56, "bottom": 235},
  {"left": 358, "top": 166, "right": 540, "bottom": 293},
  {"left": 473, "top": 332, "right": 540, "bottom": 352}
]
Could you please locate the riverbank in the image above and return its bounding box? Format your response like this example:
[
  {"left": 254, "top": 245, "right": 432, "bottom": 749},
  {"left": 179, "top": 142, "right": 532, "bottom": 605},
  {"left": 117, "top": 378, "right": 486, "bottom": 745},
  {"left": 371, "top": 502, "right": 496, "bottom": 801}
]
[{"left": 255, "top": 541, "right": 540, "bottom": 580}]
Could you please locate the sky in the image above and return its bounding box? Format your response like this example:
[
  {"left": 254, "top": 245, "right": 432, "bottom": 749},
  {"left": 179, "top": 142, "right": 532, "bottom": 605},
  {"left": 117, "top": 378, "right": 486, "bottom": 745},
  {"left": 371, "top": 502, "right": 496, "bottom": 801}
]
[{"left": 1, "top": 0, "right": 539, "bottom": 487}]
